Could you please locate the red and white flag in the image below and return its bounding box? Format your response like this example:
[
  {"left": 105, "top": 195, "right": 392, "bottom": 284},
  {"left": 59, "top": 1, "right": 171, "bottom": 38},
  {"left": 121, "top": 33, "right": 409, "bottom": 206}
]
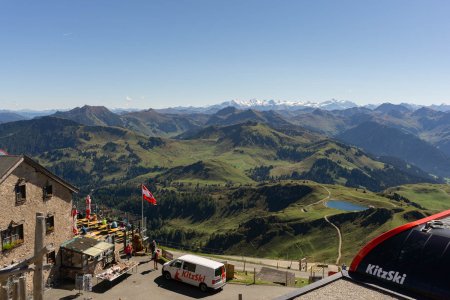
[{"left": 142, "top": 184, "right": 157, "bottom": 205}]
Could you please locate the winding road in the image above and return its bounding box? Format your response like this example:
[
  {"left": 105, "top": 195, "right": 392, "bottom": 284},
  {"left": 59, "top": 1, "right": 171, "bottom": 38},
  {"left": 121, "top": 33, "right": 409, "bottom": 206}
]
[
  {"left": 301, "top": 184, "right": 342, "bottom": 264},
  {"left": 317, "top": 185, "right": 343, "bottom": 265},
  {"left": 324, "top": 214, "right": 342, "bottom": 265}
]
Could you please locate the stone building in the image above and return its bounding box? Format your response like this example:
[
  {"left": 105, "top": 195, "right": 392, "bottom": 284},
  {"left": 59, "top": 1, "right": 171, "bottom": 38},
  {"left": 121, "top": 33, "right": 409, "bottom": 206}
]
[{"left": 0, "top": 155, "right": 79, "bottom": 291}]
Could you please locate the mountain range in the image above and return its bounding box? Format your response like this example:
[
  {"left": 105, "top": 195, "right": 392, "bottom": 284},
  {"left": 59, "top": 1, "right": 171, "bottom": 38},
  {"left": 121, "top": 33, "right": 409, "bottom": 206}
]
[
  {"left": 1, "top": 100, "right": 450, "bottom": 263},
  {"left": 1, "top": 99, "right": 450, "bottom": 185},
  {"left": 0, "top": 114, "right": 442, "bottom": 192}
]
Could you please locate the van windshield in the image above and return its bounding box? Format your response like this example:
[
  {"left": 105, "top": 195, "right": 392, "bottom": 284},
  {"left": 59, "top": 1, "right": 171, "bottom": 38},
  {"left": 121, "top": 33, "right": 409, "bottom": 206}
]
[
  {"left": 215, "top": 266, "right": 224, "bottom": 277},
  {"left": 171, "top": 260, "right": 183, "bottom": 268}
]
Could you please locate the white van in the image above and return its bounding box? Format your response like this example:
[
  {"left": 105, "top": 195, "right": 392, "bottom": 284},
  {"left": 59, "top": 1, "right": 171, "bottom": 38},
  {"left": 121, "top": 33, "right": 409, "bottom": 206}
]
[{"left": 162, "top": 254, "right": 226, "bottom": 292}]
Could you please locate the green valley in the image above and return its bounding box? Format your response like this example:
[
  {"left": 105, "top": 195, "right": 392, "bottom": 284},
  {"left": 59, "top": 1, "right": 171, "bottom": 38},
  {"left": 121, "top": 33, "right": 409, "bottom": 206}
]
[{"left": 0, "top": 115, "right": 448, "bottom": 265}]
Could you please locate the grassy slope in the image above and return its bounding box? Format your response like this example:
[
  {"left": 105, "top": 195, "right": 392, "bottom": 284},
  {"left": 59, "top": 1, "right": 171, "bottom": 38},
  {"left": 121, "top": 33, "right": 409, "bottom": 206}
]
[
  {"left": 157, "top": 182, "right": 449, "bottom": 264},
  {"left": 3, "top": 120, "right": 442, "bottom": 264},
  {"left": 158, "top": 181, "right": 416, "bottom": 264},
  {"left": 385, "top": 183, "right": 450, "bottom": 212}
]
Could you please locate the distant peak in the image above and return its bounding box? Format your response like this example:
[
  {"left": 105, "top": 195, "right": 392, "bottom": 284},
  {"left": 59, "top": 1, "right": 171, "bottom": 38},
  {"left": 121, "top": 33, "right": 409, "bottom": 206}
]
[{"left": 215, "top": 106, "right": 238, "bottom": 116}]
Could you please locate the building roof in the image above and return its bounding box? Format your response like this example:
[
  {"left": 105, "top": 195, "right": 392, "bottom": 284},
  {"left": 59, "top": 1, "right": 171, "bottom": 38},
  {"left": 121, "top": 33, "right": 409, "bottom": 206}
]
[
  {"left": 178, "top": 254, "right": 224, "bottom": 269},
  {"left": 0, "top": 156, "right": 22, "bottom": 182},
  {"left": 275, "top": 272, "right": 413, "bottom": 300},
  {"left": 60, "top": 236, "right": 114, "bottom": 257},
  {"left": 0, "top": 155, "right": 79, "bottom": 193}
]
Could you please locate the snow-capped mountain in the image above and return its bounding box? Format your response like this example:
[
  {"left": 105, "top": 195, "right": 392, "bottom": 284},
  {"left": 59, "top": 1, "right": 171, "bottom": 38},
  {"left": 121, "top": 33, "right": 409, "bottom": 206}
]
[
  {"left": 161, "top": 99, "right": 359, "bottom": 114},
  {"left": 217, "top": 99, "right": 358, "bottom": 111}
]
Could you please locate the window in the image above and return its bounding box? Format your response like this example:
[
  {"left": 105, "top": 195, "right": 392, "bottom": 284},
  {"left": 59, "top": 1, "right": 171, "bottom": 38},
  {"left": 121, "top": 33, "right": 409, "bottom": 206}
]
[
  {"left": 46, "top": 215, "right": 55, "bottom": 234},
  {"left": 215, "top": 267, "right": 224, "bottom": 277},
  {"left": 47, "top": 250, "right": 56, "bottom": 264},
  {"left": 15, "top": 179, "right": 26, "bottom": 205},
  {"left": 171, "top": 260, "right": 183, "bottom": 268},
  {"left": 61, "top": 249, "right": 83, "bottom": 268},
  {"left": 182, "top": 261, "right": 196, "bottom": 273},
  {"left": 1, "top": 223, "right": 24, "bottom": 252},
  {"left": 43, "top": 183, "right": 53, "bottom": 200}
]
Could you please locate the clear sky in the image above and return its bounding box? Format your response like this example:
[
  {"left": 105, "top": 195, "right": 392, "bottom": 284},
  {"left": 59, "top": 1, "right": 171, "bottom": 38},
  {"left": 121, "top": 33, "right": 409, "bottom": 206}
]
[{"left": 1, "top": 0, "right": 450, "bottom": 110}]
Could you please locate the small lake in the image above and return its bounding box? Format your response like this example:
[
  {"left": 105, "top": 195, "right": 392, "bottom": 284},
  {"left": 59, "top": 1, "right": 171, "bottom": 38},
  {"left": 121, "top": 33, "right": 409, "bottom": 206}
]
[{"left": 325, "top": 200, "right": 368, "bottom": 212}]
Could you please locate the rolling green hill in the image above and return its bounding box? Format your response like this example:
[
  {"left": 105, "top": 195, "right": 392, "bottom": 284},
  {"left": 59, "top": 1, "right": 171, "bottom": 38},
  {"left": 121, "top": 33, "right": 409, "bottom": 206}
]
[
  {"left": 0, "top": 117, "right": 446, "bottom": 264},
  {"left": 0, "top": 118, "right": 439, "bottom": 192},
  {"left": 384, "top": 183, "right": 450, "bottom": 212},
  {"left": 95, "top": 180, "right": 445, "bottom": 264}
]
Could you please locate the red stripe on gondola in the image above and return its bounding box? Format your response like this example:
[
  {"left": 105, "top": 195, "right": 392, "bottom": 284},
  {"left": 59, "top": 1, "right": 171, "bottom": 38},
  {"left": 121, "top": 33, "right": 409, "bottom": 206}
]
[{"left": 350, "top": 209, "right": 450, "bottom": 272}]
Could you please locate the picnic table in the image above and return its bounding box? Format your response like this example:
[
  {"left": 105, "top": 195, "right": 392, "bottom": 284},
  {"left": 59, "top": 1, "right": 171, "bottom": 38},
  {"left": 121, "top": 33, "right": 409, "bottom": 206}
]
[
  {"left": 108, "top": 228, "right": 121, "bottom": 234},
  {"left": 95, "top": 261, "right": 138, "bottom": 285}
]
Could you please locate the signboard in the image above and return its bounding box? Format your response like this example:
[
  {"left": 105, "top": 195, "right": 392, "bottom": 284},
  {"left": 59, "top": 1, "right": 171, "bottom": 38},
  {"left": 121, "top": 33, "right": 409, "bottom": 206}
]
[
  {"left": 75, "top": 274, "right": 92, "bottom": 292},
  {"left": 75, "top": 275, "right": 84, "bottom": 291},
  {"left": 83, "top": 274, "right": 93, "bottom": 292}
]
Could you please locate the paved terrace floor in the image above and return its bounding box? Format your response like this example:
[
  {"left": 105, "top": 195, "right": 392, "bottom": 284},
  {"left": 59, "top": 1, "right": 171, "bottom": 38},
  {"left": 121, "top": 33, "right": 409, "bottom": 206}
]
[{"left": 45, "top": 256, "right": 297, "bottom": 300}]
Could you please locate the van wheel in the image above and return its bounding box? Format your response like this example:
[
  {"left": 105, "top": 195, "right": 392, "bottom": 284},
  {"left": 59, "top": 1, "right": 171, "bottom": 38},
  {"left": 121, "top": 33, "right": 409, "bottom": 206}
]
[
  {"left": 163, "top": 271, "right": 171, "bottom": 280},
  {"left": 199, "top": 283, "right": 208, "bottom": 292}
]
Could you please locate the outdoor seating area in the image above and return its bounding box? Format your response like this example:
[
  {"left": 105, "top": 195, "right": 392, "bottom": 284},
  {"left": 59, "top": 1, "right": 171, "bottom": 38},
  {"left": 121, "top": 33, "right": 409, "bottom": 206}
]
[
  {"left": 76, "top": 215, "right": 131, "bottom": 244},
  {"left": 57, "top": 207, "right": 151, "bottom": 289}
]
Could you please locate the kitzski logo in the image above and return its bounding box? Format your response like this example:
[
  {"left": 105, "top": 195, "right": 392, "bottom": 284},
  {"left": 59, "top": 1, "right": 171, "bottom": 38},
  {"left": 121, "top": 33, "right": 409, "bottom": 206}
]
[{"left": 366, "top": 264, "right": 406, "bottom": 285}]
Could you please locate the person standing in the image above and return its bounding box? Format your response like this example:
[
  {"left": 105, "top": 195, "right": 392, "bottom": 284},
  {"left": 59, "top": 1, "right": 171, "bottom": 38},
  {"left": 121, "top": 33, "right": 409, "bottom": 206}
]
[
  {"left": 125, "top": 243, "right": 133, "bottom": 260},
  {"left": 151, "top": 240, "right": 156, "bottom": 255},
  {"left": 153, "top": 249, "right": 159, "bottom": 270}
]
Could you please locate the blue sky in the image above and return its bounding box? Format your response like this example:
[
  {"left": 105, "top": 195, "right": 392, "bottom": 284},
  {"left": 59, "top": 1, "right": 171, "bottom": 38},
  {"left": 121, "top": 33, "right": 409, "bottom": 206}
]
[{"left": 1, "top": 0, "right": 450, "bottom": 110}]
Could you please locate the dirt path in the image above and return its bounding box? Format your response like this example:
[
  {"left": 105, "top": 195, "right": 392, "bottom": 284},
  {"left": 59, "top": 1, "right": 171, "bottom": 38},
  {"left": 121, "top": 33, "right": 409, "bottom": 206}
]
[
  {"left": 324, "top": 214, "right": 342, "bottom": 265},
  {"left": 304, "top": 184, "right": 331, "bottom": 208},
  {"left": 318, "top": 185, "right": 342, "bottom": 265}
]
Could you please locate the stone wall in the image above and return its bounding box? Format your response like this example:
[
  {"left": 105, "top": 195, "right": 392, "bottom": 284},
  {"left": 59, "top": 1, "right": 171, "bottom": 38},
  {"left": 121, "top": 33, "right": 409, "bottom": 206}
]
[{"left": 0, "top": 161, "right": 75, "bottom": 292}]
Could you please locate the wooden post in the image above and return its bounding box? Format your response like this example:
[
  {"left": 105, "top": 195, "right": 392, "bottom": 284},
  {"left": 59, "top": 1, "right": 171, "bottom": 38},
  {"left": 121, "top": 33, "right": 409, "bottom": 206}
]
[
  {"left": 238, "top": 294, "right": 243, "bottom": 300},
  {"left": 138, "top": 219, "right": 141, "bottom": 237},
  {"left": 12, "top": 280, "right": 19, "bottom": 300},
  {"left": 19, "top": 276, "right": 26, "bottom": 300},
  {"left": 253, "top": 268, "right": 256, "bottom": 284},
  {"left": 33, "top": 212, "right": 45, "bottom": 300},
  {"left": 0, "top": 284, "right": 7, "bottom": 300},
  {"left": 285, "top": 271, "right": 288, "bottom": 286},
  {"left": 243, "top": 259, "right": 246, "bottom": 273}
]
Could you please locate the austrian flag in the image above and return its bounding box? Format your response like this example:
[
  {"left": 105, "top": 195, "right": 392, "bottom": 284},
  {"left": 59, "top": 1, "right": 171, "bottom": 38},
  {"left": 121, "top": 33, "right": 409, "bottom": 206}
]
[{"left": 142, "top": 184, "right": 157, "bottom": 205}]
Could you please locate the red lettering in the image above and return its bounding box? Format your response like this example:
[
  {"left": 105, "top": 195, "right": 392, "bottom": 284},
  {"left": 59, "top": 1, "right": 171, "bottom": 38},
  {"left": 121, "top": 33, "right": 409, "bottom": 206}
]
[{"left": 180, "top": 271, "right": 206, "bottom": 282}]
